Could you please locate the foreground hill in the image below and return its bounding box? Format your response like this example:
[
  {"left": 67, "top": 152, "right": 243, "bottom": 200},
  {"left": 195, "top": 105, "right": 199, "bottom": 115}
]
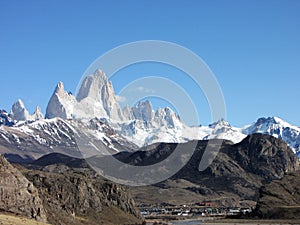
[
  {"left": 0, "top": 155, "right": 47, "bottom": 222},
  {"left": 118, "top": 134, "right": 299, "bottom": 207},
  {"left": 254, "top": 170, "right": 300, "bottom": 219},
  {"left": 0, "top": 154, "right": 143, "bottom": 225},
  {"left": 21, "top": 168, "right": 142, "bottom": 225}
]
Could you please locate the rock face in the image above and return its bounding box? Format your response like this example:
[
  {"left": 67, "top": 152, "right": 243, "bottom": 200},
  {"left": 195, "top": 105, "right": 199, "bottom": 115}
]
[
  {"left": 254, "top": 171, "right": 300, "bottom": 219},
  {"left": 46, "top": 82, "right": 77, "bottom": 119},
  {"left": 223, "top": 134, "right": 299, "bottom": 179},
  {"left": 11, "top": 99, "right": 31, "bottom": 121},
  {"left": 76, "top": 70, "right": 118, "bottom": 120},
  {"left": 101, "top": 79, "right": 124, "bottom": 121},
  {"left": 122, "top": 104, "right": 134, "bottom": 120},
  {"left": 0, "top": 155, "right": 47, "bottom": 222},
  {"left": 22, "top": 167, "right": 143, "bottom": 225}
]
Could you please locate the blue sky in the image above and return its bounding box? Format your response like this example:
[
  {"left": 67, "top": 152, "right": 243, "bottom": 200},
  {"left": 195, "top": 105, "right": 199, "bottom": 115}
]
[{"left": 0, "top": 0, "right": 299, "bottom": 126}]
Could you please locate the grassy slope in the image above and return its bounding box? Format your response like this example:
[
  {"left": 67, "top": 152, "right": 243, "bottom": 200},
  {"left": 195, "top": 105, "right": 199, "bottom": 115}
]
[{"left": 0, "top": 213, "right": 50, "bottom": 225}]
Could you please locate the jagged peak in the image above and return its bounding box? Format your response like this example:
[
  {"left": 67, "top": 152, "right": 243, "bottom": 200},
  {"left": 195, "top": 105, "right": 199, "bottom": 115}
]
[
  {"left": 56, "top": 81, "right": 64, "bottom": 89},
  {"left": 10, "top": 99, "right": 31, "bottom": 121},
  {"left": 32, "top": 105, "right": 44, "bottom": 120},
  {"left": 134, "top": 100, "right": 152, "bottom": 109},
  {"left": 76, "top": 69, "right": 109, "bottom": 102},
  {"left": 155, "top": 107, "right": 177, "bottom": 117},
  {"left": 93, "top": 68, "right": 108, "bottom": 81},
  {"left": 14, "top": 99, "right": 25, "bottom": 108},
  {"left": 256, "top": 116, "right": 286, "bottom": 125},
  {"left": 132, "top": 100, "right": 154, "bottom": 122},
  {"left": 254, "top": 116, "right": 296, "bottom": 131},
  {"left": 35, "top": 105, "right": 42, "bottom": 113},
  {"left": 256, "top": 116, "right": 275, "bottom": 124},
  {"left": 209, "top": 118, "right": 230, "bottom": 128},
  {"left": 54, "top": 81, "right": 66, "bottom": 96}
]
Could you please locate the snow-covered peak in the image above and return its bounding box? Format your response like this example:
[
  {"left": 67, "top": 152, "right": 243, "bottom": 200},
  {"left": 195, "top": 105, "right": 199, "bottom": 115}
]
[
  {"left": 46, "top": 82, "right": 76, "bottom": 119},
  {"left": 43, "top": 68, "right": 184, "bottom": 125},
  {"left": 16, "top": 99, "right": 25, "bottom": 108},
  {"left": 203, "top": 119, "right": 246, "bottom": 143},
  {"left": 154, "top": 107, "right": 181, "bottom": 128},
  {"left": 132, "top": 101, "right": 154, "bottom": 122},
  {"left": 209, "top": 118, "right": 230, "bottom": 129},
  {"left": 243, "top": 116, "right": 300, "bottom": 155},
  {"left": 32, "top": 106, "right": 44, "bottom": 120},
  {"left": 243, "top": 116, "right": 296, "bottom": 135},
  {"left": 10, "top": 99, "right": 44, "bottom": 122},
  {"left": 76, "top": 69, "right": 108, "bottom": 102},
  {"left": 74, "top": 69, "right": 124, "bottom": 121},
  {"left": 54, "top": 81, "right": 66, "bottom": 95},
  {"left": 11, "top": 99, "right": 31, "bottom": 121}
]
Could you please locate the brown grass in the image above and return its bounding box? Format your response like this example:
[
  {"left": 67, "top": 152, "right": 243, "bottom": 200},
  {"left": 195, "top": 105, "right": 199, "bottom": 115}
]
[{"left": 0, "top": 213, "right": 50, "bottom": 225}]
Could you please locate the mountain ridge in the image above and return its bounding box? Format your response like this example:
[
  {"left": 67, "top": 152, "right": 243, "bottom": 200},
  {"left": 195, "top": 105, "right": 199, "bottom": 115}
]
[{"left": 3, "top": 68, "right": 300, "bottom": 158}]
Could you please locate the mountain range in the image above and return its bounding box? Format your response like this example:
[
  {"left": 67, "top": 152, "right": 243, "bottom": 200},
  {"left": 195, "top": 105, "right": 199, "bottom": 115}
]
[{"left": 0, "top": 68, "right": 299, "bottom": 160}]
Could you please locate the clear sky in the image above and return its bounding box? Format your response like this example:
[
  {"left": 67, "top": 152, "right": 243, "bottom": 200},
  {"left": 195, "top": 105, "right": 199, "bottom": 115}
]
[{"left": 0, "top": 0, "right": 299, "bottom": 127}]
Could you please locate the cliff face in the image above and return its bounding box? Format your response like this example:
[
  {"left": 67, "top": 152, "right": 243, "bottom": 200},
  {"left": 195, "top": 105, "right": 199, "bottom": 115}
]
[
  {"left": 22, "top": 168, "right": 142, "bottom": 225},
  {"left": 0, "top": 155, "right": 47, "bottom": 222}
]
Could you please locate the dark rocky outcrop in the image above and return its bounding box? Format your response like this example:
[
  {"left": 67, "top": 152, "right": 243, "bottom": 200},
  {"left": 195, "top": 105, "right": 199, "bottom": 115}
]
[
  {"left": 0, "top": 155, "right": 47, "bottom": 222},
  {"left": 119, "top": 134, "right": 299, "bottom": 207},
  {"left": 254, "top": 170, "right": 300, "bottom": 219},
  {"left": 0, "top": 153, "right": 143, "bottom": 224},
  {"left": 0, "top": 110, "right": 14, "bottom": 126},
  {"left": 22, "top": 168, "right": 142, "bottom": 225}
]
